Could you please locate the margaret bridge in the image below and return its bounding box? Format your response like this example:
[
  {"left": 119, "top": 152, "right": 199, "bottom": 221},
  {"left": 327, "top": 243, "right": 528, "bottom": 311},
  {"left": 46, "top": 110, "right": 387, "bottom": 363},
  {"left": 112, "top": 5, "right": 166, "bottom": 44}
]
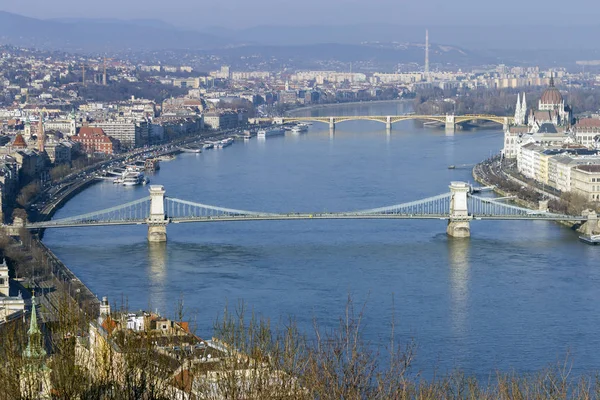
[
  {"left": 253, "top": 114, "right": 515, "bottom": 132},
  {"left": 23, "top": 183, "right": 598, "bottom": 243}
]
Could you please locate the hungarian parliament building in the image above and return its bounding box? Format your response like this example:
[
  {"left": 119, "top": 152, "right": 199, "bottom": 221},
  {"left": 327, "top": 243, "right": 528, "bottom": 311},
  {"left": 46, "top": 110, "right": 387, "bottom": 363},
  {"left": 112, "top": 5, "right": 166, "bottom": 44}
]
[{"left": 502, "top": 77, "right": 600, "bottom": 202}]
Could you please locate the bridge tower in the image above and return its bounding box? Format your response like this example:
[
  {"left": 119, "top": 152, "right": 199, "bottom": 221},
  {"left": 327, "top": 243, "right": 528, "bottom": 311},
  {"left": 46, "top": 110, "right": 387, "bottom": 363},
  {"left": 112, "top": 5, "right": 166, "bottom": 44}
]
[
  {"left": 581, "top": 209, "right": 599, "bottom": 236},
  {"left": 445, "top": 115, "right": 455, "bottom": 133},
  {"left": 447, "top": 181, "right": 471, "bottom": 238},
  {"left": 147, "top": 185, "right": 168, "bottom": 242}
]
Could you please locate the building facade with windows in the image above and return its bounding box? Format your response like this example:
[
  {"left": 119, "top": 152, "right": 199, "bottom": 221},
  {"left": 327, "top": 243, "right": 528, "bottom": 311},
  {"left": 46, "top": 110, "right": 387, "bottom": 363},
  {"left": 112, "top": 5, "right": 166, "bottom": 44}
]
[{"left": 71, "top": 127, "right": 120, "bottom": 155}]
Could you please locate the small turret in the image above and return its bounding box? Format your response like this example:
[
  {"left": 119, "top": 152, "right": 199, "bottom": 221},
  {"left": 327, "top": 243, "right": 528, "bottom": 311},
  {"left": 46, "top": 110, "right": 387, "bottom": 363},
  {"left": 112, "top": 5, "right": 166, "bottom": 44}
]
[{"left": 99, "top": 296, "right": 111, "bottom": 323}]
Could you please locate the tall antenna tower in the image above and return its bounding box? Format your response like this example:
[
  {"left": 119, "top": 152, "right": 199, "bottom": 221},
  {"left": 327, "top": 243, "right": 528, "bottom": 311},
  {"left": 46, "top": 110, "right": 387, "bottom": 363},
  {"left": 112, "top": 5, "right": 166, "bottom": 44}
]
[
  {"left": 425, "top": 29, "right": 430, "bottom": 81},
  {"left": 82, "top": 64, "right": 86, "bottom": 86},
  {"left": 103, "top": 57, "right": 107, "bottom": 86}
]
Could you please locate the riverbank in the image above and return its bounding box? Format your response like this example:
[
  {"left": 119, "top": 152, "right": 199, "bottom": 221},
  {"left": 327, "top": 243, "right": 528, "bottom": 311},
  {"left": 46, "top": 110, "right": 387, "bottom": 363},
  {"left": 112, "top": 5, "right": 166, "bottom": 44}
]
[
  {"left": 472, "top": 159, "right": 589, "bottom": 233},
  {"left": 2, "top": 128, "right": 240, "bottom": 322}
]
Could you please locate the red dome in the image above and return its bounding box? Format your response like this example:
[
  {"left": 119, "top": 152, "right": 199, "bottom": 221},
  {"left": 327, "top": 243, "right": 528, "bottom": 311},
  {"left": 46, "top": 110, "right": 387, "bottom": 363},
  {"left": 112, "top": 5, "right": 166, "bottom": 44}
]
[{"left": 540, "top": 87, "right": 563, "bottom": 105}]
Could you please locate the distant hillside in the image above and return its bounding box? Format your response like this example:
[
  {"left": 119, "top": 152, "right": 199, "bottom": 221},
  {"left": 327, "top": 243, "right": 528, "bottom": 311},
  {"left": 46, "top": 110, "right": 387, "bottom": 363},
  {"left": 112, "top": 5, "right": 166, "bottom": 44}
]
[
  {"left": 0, "top": 11, "right": 226, "bottom": 52},
  {"left": 201, "top": 42, "right": 490, "bottom": 70},
  {"left": 199, "top": 23, "right": 600, "bottom": 51},
  {"left": 49, "top": 17, "right": 179, "bottom": 31}
]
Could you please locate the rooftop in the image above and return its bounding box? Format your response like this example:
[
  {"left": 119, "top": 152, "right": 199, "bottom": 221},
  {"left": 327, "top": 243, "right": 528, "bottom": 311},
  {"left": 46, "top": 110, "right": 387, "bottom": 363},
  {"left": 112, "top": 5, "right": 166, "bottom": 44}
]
[{"left": 575, "top": 164, "right": 600, "bottom": 173}]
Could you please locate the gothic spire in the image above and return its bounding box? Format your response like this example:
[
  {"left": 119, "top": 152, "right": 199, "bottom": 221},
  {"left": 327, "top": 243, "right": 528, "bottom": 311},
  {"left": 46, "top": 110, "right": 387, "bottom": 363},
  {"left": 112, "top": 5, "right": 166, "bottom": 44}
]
[
  {"left": 549, "top": 71, "right": 555, "bottom": 87},
  {"left": 514, "top": 93, "right": 521, "bottom": 123},
  {"left": 23, "top": 294, "right": 46, "bottom": 359}
]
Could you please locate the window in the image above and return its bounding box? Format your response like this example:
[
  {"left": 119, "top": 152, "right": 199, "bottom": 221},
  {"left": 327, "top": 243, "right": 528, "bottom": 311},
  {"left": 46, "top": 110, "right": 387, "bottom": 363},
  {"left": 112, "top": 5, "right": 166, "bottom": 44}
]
[{"left": 0, "top": 278, "right": 4, "bottom": 285}]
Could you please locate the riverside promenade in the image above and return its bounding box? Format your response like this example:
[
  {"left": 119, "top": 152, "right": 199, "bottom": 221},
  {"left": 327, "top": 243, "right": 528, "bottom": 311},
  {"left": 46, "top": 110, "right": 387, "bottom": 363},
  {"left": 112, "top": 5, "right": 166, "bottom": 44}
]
[{"left": 12, "top": 128, "right": 238, "bottom": 322}]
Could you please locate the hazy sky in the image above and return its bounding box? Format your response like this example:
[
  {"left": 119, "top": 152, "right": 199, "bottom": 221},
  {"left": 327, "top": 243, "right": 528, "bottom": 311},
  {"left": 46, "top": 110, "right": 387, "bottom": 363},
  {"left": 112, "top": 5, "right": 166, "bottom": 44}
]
[{"left": 3, "top": 0, "right": 599, "bottom": 28}]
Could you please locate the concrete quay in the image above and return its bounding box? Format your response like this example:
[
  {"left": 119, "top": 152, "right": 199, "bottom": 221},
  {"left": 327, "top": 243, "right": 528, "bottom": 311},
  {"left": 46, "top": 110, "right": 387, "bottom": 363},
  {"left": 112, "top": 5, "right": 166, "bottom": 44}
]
[{"left": 2, "top": 128, "right": 238, "bottom": 321}]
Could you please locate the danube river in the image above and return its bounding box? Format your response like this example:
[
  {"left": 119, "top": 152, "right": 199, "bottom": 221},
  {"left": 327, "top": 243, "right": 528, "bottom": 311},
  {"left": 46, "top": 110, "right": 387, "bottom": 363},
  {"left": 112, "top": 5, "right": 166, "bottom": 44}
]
[{"left": 45, "top": 102, "right": 600, "bottom": 377}]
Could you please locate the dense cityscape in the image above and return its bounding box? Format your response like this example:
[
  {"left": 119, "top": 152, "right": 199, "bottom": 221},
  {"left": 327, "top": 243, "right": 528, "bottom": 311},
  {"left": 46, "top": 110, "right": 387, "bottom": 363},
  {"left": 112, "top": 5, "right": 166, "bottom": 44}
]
[{"left": 1, "top": 5, "right": 600, "bottom": 399}]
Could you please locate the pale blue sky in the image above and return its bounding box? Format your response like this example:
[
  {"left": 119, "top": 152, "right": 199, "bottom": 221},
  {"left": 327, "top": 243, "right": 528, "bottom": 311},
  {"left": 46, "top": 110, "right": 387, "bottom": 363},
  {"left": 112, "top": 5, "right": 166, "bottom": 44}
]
[{"left": 3, "top": 0, "right": 598, "bottom": 28}]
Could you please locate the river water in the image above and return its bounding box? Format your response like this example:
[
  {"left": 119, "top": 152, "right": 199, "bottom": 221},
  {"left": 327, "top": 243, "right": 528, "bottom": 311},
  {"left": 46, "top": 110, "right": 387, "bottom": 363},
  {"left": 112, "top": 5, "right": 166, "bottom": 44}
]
[{"left": 45, "top": 102, "right": 600, "bottom": 378}]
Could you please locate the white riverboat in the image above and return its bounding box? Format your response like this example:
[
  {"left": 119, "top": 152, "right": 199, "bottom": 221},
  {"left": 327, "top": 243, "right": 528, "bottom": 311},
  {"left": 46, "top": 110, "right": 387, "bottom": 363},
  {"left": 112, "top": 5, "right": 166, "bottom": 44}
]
[
  {"left": 216, "top": 138, "right": 234, "bottom": 148},
  {"left": 290, "top": 123, "right": 309, "bottom": 134},
  {"left": 579, "top": 235, "right": 600, "bottom": 245},
  {"left": 257, "top": 128, "right": 284, "bottom": 138},
  {"left": 179, "top": 146, "right": 202, "bottom": 153},
  {"left": 121, "top": 172, "right": 148, "bottom": 186}
]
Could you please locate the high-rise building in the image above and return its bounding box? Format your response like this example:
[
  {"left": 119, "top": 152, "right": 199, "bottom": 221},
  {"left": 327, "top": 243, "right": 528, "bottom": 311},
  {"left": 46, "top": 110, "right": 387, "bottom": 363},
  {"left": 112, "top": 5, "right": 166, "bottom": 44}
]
[{"left": 425, "top": 29, "right": 430, "bottom": 82}]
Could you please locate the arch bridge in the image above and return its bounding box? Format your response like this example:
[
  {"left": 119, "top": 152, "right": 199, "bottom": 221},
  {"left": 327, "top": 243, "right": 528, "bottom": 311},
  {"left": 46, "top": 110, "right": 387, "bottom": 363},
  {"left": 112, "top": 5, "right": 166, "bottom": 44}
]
[
  {"left": 255, "top": 115, "right": 514, "bottom": 132},
  {"left": 23, "top": 183, "right": 596, "bottom": 243}
]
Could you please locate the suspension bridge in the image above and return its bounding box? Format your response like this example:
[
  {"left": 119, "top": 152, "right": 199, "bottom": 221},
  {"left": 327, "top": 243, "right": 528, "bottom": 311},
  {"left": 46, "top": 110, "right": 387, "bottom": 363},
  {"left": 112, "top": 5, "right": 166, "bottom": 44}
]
[{"left": 24, "top": 183, "right": 597, "bottom": 242}]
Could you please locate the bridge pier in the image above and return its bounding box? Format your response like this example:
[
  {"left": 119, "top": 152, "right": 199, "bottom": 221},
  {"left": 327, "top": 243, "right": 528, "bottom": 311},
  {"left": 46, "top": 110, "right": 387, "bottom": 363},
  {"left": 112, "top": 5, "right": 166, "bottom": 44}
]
[
  {"left": 445, "top": 115, "right": 456, "bottom": 134},
  {"left": 447, "top": 181, "right": 471, "bottom": 238},
  {"left": 147, "top": 185, "right": 168, "bottom": 242},
  {"left": 503, "top": 117, "right": 510, "bottom": 131},
  {"left": 329, "top": 117, "right": 335, "bottom": 131},
  {"left": 386, "top": 116, "right": 392, "bottom": 132},
  {"left": 580, "top": 210, "right": 599, "bottom": 236}
]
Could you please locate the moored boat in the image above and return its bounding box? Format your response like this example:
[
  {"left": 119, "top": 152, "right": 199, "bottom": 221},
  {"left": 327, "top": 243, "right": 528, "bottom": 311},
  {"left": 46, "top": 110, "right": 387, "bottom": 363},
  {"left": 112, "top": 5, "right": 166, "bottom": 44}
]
[
  {"left": 216, "top": 138, "right": 234, "bottom": 148},
  {"left": 179, "top": 146, "right": 202, "bottom": 153},
  {"left": 257, "top": 128, "right": 284, "bottom": 138},
  {"left": 122, "top": 171, "right": 146, "bottom": 186},
  {"left": 579, "top": 235, "right": 600, "bottom": 245},
  {"left": 290, "top": 123, "right": 309, "bottom": 134}
]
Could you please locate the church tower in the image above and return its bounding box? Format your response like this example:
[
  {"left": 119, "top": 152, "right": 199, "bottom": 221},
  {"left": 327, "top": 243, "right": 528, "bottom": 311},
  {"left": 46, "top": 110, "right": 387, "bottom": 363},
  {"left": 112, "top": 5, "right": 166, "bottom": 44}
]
[
  {"left": 514, "top": 93, "right": 522, "bottom": 125},
  {"left": 23, "top": 118, "right": 32, "bottom": 140},
  {"left": 38, "top": 111, "right": 46, "bottom": 153},
  {"left": 521, "top": 92, "right": 527, "bottom": 124},
  {"left": 20, "top": 295, "right": 51, "bottom": 399}
]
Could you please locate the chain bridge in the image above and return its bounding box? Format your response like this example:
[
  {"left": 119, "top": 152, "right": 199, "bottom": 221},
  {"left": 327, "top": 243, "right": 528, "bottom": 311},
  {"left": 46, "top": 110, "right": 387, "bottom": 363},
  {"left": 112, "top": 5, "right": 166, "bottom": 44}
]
[
  {"left": 25, "top": 183, "right": 594, "bottom": 242},
  {"left": 254, "top": 114, "right": 514, "bottom": 132}
]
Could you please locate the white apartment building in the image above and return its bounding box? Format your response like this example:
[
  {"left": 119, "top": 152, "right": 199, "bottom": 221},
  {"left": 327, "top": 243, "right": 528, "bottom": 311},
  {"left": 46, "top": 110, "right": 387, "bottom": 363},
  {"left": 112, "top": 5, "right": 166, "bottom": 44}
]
[
  {"left": 290, "top": 71, "right": 366, "bottom": 83},
  {"left": 573, "top": 118, "right": 600, "bottom": 148},
  {"left": 519, "top": 143, "right": 600, "bottom": 191},
  {"left": 230, "top": 71, "right": 271, "bottom": 80},
  {"left": 44, "top": 118, "right": 77, "bottom": 136},
  {"left": 203, "top": 110, "right": 240, "bottom": 130},
  {"left": 372, "top": 73, "right": 423, "bottom": 84},
  {"left": 571, "top": 164, "right": 600, "bottom": 201},
  {"left": 548, "top": 154, "right": 600, "bottom": 192},
  {"left": 518, "top": 143, "right": 544, "bottom": 180},
  {"left": 90, "top": 119, "right": 148, "bottom": 149}
]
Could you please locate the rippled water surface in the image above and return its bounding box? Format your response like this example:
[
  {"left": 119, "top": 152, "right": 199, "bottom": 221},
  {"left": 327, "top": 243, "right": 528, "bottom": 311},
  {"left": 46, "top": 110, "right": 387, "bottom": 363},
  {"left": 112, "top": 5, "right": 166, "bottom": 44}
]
[{"left": 45, "top": 102, "right": 600, "bottom": 377}]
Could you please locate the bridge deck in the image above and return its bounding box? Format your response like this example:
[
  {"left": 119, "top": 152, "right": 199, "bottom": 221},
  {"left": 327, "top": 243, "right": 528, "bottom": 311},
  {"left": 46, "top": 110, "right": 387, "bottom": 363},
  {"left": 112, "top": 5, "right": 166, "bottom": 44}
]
[{"left": 28, "top": 213, "right": 585, "bottom": 229}]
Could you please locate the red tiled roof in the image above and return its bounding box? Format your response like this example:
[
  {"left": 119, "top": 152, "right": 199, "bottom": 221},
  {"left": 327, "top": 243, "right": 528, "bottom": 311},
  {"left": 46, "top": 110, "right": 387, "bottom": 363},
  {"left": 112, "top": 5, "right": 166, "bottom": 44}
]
[
  {"left": 575, "top": 118, "right": 600, "bottom": 128},
  {"left": 78, "top": 127, "right": 106, "bottom": 137},
  {"left": 101, "top": 316, "right": 119, "bottom": 335},
  {"left": 13, "top": 134, "right": 27, "bottom": 148}
]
